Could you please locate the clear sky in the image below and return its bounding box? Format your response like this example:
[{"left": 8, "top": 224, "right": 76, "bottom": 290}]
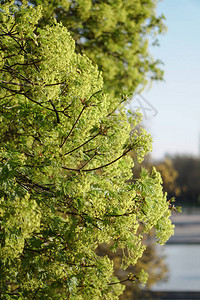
[{"left": 131, "top": 0, "right": 200, "bottom": 160}]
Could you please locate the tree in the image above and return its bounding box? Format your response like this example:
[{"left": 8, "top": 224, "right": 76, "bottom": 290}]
[
  {"left": 132, "top": 156, "right": 180, "bottom": 198},
  {"left": 170, "top": 155, "right": 200, "bottom": 206},
  {"left": 0, "top": 3, "right": 174, "bottom": 299},
  {"left": 155, "top": 159, "right": 179, "bottom": 195},
  {"left": 16, "top": 0, "right": 166, "bottom": 101}
]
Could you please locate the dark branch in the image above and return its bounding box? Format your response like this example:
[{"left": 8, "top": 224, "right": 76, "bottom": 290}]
[
  {"left": 49, "top": 100, "right": 60, "bottom": 123},
  {"left": 62, "top": 147, "right": 132, "bottom": 172},
  {"left": 63, "top": 132, "right": 100, "bottom": 156},
  {"left": 79, "top": 152, "right": 97, "bottom": 170},
  {"left": 60, "top": 106, "right": 86, "bottom": 148},
  {"left": 108, "top": 278, "right": 130, "bottom": 285}
]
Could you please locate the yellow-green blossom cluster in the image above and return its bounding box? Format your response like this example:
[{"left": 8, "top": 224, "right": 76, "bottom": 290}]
[{"left": 0, "top": 3, "right": 173, "bottom": 299}]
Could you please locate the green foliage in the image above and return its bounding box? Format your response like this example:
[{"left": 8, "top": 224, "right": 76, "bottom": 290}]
[
  {"left": 97, "top": 231, "right": 169, "bottom": 300},
  {"left": 134, "top": 168, "right": 174, "bottom": 245},
  {"left": 16, "top": 0, "right": 166, "bottom": 100},
  {"left": 0, "top": 3, "right": 173, "bottom": 299}
]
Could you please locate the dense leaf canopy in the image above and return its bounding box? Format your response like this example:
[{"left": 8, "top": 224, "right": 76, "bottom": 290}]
[
  {"left": 0, "top": 2, "right": 173, "bottom": 299},
  {"left": 16, "top": 0, "right": 166, "bottom": 99}
]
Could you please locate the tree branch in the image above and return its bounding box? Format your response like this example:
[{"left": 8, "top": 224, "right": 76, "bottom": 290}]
[
  {"left": 62, "top": 147, "right": 132, "bottom": 172},
  {"left": 60, "top": 106, "right": 86, "bottom": 148},
  {"left": 63, "top": 132, "right": 100, "bottom": 156},
  {"left": 108, "top": 278, "right": 130, "bottom": 285},
  {"left": 79, "top": 152, "right": 97, "bottom": 170},
  {"left": 49, "top": 100, "right": 60, "bottom": 123},
  {"left": 0, "top": 79, "right": 66, "bottom": 88}
]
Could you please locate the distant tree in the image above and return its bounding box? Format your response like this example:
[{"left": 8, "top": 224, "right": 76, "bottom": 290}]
[
  {"left": 0, "top": 3, "right": 173, "bottom": 299},
  {"left": 16, "top": 0, "right": 166, "bottom": 101},
  {"left": 155, "top": 159, "right": 179, "bottom": 195},
  {"left": 130, "top": 156, "right": 179, "bottom": 195},
  {"left": 170, "top": 155, "right": 200, "bottom": 206}
]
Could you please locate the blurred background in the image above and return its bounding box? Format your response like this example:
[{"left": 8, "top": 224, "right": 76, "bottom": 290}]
[
  {"left": 128, "top": 0, "right": 200, "bottom": 298},
  {"left": 141, "top": 0, "right": 200, "bottom": 160}
]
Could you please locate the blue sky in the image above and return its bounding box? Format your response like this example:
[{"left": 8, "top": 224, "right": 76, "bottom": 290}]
[{"left": 132, "top": 0, "right": 200, "bottom": 160}]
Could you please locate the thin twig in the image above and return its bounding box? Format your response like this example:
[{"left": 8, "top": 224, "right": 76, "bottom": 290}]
[
  {"left": 79, "top": 152, "right": 96, "bottom": 170},
  {"left": 60, "top": 106, "right": 86, "bottom": 148},
  {"left": 108, "top": 279, "right": 129, "bottom": 285},
  {"left": 63, "top": 132, "right": 100, "bottom": 156},
  {"left": 62, "top": 148, "right": 132, "bottom": 172},
  {"left": 0, "top": 79, "right": 66, "bottom": 88}
]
